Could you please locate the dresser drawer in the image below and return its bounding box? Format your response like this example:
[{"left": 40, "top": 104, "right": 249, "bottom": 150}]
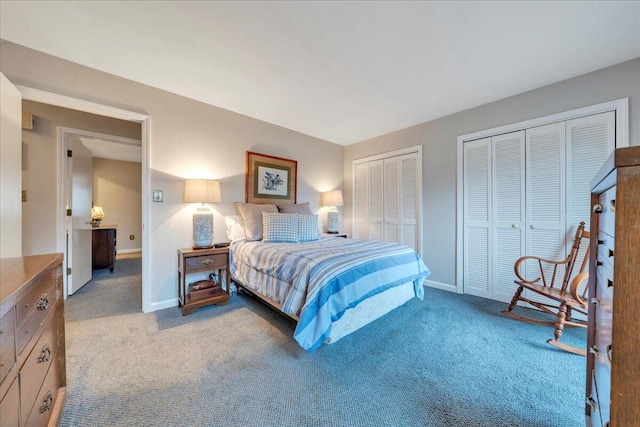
[
  {"left": 185, "top": 253, "right": 227, "bottom": 271},
  {"left": 24, "top": 353, "right": 59, "bottom": 427},
  {"left": 19, "top": 308, "right": 58, "bottom": 424},
  {"left": 593, "top": 357, "right": 612, "bottom": 427},
  {"left": 588, "top": 374, "right": 604, "bottom": 427},
  {"left": 16, "top": 281, "right": 57, "bottom": 357},
  {"left": 0, "top": 375, "right": 19, "bottom": 427},
  {"left": 596, "top": 231, "right": 614, "bottom": 268},
  {"left": 0, "top": 307, "right": 16, "bottom": 384},
  {"left": 598, "top": 186, "right": 616, "bottom": 238}
]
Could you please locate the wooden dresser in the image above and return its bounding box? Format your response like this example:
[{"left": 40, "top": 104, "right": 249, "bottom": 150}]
[
  {"left": 0, "top": 254, "right": 66, "bottom": 427},
  {"left": 587, "top": 146, "right": 640, "bottom": 426}
]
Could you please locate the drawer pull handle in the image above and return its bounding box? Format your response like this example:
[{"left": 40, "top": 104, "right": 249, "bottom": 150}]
[
  {"left": 40, "top": 391, "right": 53, "bottom": 413},
  {"left": 38, "top": 344, "right": 51, "bottom": 363},
  {"left": 592, "top": 204, "right": 603, "bottom": 214},
  {"left": 589, "top": 346, "right": 599, "bottom": 358},
  {"left": 608, "top": 249, "right": 614, "bottom": 258},
  {"left": 606, "top": 344, "right": 612, "bottom": 363},
  {"left": 36, "top": 294, "right": 49, "bottom": 310},
  {"left": 590, "top": 298, "right": 601, "bottom": 306},
  {"left": 586, "top": 396, "right": 597, "bottom": 412},
  {"left": 201, "top": 259, "right": 213, "bottom": 265},
  {"left": 609, "top": 199, "right": 616, "bottom": 213},
  {"left": 607, "top": 279, "right": 613, "bottom": 288}
]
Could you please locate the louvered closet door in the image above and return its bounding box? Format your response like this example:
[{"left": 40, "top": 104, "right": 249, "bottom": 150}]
[
  {"left": 384, "top": 156, "right": 400, "bottom": 243},
  {"left": 355, "top": 162, "right": 369, "bottom": 240},
  {"left": 492, "top": 131, "right": 525, "bottom": 302},
  {"left": 463, "top": 138, "right": 492, "bottom": 298},
  {"left": 368, "top": 160, "right": 384, "bottom": 241},
  {"left": 566, "top": 112, "right": 615, "bottom": 303},
  {"left": 400, "top": 153, "right": 419, "bottom": 251},
  {"left": 525, "top": 122, "right": 566, "bottom": 306}
]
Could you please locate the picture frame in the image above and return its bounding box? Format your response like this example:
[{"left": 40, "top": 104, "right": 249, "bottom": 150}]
[
  {"left": 153, "top": 190, "right": 163, "bottom": 202},
  {"left": 246, "top": 151, "right": 297, "bottom": 204}
]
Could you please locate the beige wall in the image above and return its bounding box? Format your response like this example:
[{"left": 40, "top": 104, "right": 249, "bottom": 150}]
[
  {"left": 345, "top": 57, "right": 640, "bottom": 288},
  {"left": 1, "top": 39, "right": 344, "bottom": 308},
  {"left": 20, "top": 99, "right": 140, "bottom": 256},
  {"left": 93, "top": 158, "right": 142, "bottom": 253},
  {"left": 1, "top": 73, "right": 22, "bottom": 258}
]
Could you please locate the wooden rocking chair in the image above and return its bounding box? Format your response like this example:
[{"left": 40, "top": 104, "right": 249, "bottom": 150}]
[{"left": 501, "top": 222, "right": 590, "bottom": 356}]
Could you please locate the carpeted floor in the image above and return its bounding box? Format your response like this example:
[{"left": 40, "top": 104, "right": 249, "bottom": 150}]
[{"left": 59, "top": 255, "right": 586, "bottom": 427}]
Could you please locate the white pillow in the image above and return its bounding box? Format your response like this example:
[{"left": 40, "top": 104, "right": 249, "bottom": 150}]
[{"left": 224, "top": 215, "right": 246, "bottom": 242}]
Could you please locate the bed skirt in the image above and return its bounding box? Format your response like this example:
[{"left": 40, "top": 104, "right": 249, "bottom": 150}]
[
  {"left": 234, "top": 279, "right": 417, "bottom": 346},
  {"left": 325, "top": 281, "right": 415, "bottom": 344}
]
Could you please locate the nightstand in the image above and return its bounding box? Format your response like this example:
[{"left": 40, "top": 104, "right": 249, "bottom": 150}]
[{"left": 177, "top": 247, "right": 230, "bottom": 316}]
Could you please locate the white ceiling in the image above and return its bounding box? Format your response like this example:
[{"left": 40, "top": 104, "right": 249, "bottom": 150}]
[
  {"left": 2, "top": 1, "right": 639, "bottom": 146},
  {"left": 78, "top": 137, "right": 142, "bottom": 164}
]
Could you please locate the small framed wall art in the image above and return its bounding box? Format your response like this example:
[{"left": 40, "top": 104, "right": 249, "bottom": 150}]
[
  {"left": 245, "top": 151, "right": 297, "bottom": 204},
  {"left": 153, "top": 190, "right": 163, "bottom": 202}
]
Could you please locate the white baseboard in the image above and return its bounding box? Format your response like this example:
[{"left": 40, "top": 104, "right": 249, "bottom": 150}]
[
  {"left": 117, "top": 249, "right": 142, "bottom": 254},
  {"left": 424, "top": 279, "right": 458, "bottom": 293},
  {"left": 148, "top": 298, "right": 178, "bottom": 313}
]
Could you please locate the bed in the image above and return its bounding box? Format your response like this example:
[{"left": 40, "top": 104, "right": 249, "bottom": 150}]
[{"left": 228, "top": 210, "right": 431, "bottom": 351}]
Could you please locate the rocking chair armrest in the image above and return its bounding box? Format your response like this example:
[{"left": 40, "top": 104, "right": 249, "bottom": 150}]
[
  {"left": 569, "top": 272, "right": 589, "bottom": 306},
  {"left": 513, "top": 255, "right": 570, "bottom": 284}
]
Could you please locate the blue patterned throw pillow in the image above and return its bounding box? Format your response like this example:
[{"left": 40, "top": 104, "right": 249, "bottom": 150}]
[
  {"left": 262, "top": 212, "right": 300, "bottom": 243},
  {"left": 298, "top": 214, "right": 319, "bottom": 242}
]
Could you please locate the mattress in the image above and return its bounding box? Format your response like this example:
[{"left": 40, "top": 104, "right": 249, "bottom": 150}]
[{"left": 230, "top": 237, "right": 430, "bottom": 351}]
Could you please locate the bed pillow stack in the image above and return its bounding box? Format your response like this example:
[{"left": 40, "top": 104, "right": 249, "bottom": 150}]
[
  {"left": 277, "top": 202, "right": 313, "bottom": 215},
  {"left": 234, "top": 202, "right": 279, "bottom": 241},
  {"left": 261, "top": 212, "right": 319, "bottom": 243},
  {"left": 262, "top": 212, "right": 300, "bottom": 243},
  {"left": 298, "top": 214, "right": 320, "bottom": 242},
  {"left": 235, "top": 202, "right": 319, "bottom": 242}
]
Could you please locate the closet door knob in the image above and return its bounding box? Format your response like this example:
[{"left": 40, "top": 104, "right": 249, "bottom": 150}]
[{"left": 593, "top": 204, "right": 603, "bottom": 214}]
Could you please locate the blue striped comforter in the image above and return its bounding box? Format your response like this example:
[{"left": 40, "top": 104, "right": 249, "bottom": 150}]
[{"left": 230, "top": 238, "right": 431, "bottom": 352}]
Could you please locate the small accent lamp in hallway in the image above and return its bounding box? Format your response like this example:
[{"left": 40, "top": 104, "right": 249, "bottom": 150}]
[
  {"left": 91, "top": 206, "right": 105, "bottom": 227},
  {"left": 322, "top": 190, "right": 343, "bottom": 234},
  {"left": 184, "top": 179, "right": 221, "bottom": 249}
]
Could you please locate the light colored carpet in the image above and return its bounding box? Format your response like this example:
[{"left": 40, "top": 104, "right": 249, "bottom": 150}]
[{"left": 59, "top": 256, "right": 586, "bottom": 426}]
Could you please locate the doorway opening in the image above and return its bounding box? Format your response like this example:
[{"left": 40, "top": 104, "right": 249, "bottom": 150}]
[
  {"left": 60, "top": 127, "right": 142, "bottom": 296},
  {"left": 18, "top": 84, "right": 152, "bottom": 312}
]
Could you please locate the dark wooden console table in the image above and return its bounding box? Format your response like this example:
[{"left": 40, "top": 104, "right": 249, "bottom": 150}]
[{"left": 92, "top": 227, "right": 116, "bottom": 273}]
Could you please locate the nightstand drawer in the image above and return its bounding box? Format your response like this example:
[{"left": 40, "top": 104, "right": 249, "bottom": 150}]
[{"left": 185, "top": 253, "right": 227, "bottom": 271}]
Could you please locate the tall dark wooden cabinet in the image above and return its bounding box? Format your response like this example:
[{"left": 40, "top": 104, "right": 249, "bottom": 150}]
[
  {"left": 92, "top": 227, "right": 117, "bottom": 273},
  {"left": 587, "top": 146, "right": 640, "bottom": 426}
]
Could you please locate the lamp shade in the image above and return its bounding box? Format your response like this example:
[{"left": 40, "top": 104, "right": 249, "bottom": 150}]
[
  {"left": 321, "top": 190, "right": 343, "bottom": 207},
  {"left": 184, "top": 179, "right": 221, "bottom": 203},
  {"left": 91, "top": 206, "right": 105, "bottom": 220}
]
